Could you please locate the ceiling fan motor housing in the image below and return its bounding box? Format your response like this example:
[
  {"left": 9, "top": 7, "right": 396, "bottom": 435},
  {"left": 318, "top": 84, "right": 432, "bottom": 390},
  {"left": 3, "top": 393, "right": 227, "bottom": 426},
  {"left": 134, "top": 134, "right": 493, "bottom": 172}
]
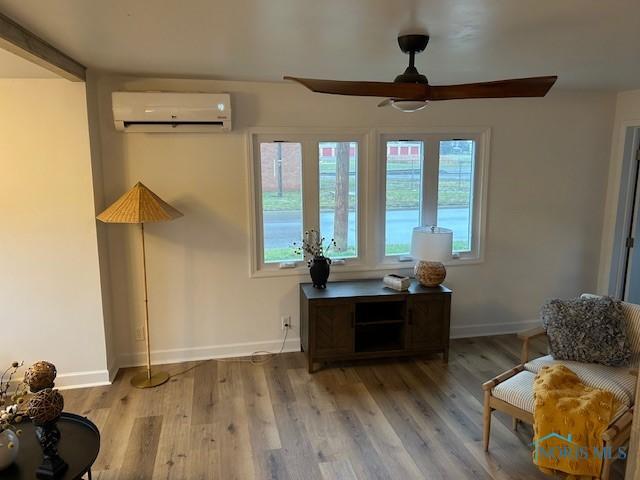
[
  {"left": 397, "top": 34, "right": 429, "bottom": 54},
  {"left": 395, "top": 34, "right": 430, "bottom": 84}
]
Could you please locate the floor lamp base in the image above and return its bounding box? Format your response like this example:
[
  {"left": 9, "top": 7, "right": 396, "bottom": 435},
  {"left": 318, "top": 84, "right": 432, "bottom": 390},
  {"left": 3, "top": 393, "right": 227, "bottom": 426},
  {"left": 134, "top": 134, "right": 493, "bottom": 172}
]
[{"left": 131, "top": 371, "right": 170, "bottom": 389}]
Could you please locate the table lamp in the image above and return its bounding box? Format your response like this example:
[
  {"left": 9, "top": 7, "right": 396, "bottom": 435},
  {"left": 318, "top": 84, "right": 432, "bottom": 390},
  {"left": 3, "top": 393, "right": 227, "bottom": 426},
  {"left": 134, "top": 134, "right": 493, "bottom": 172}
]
[
  {"left": 410, "top": 226, "right": 453, "bottom": 287},
  {"left": 97, "top": 182, "right": 183, "bottom": 388}
]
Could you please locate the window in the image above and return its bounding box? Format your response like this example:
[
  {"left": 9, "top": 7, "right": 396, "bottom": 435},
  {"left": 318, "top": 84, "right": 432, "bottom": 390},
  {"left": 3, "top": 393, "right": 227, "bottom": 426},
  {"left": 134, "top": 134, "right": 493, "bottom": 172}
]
[
  {"left": 384, "top": 141, "right": 423, "bottom": 256},
  {"left": 250, "top": 128, "right": 487, "bottom": 275},
  {"left": 319, "top": 142, "right": 358, "bottom": 259},
  {"left": 251, "top": 132, "right": 365, "bottom": 273},
  {"left": 258, "top": 142, "right": 303, "bottom": 264},
  {"left": 437, "top": 140, "right": 475, "bottom": 253},
  {"left": 381, "top": 132, "right": 485, "bottom": 261}
]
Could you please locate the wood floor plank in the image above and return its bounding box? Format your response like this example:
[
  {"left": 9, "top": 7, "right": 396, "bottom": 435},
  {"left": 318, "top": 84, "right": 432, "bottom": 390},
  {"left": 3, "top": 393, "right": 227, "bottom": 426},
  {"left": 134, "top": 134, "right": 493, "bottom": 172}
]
[
  {"left": 332, "top": 380, "right": 424, "bottom": 479},
  {"left": 118, "top": 415, "right": 163, "bottom": 480},
  {"left": 242, "top": 364, "right": 281, "bottom": 450},
  {"left": 190, "top": 360, "right": 218, "bottom": 426},
  {"left": 355, "top": 363, "right": 481, "bottom": 480},
  {"left": 263, "top": 354, "right": 297, "bottom": 405},
  {"left": 217, "top": 396, "right": 256, "bottom": 480},
  {"left": 416, "top": 359, "right": 530, "bottom": 451},
  {"left": 187, "top": 424, "right": 220, "bottom": 480},
  {"left": 92, "top": 369, "right": 142, "bottom": 472},
  {"left": 271, "top": 401, "right": 325, "bottom": 480},
  {"left": 330, "top": 409, "right": 394, "bottom": 480},
  {"left": 318, "top": 456, "right": 359, "bottom": 480},
  {"left": 58, "top": 335, "right": 625, "bottom": 480},
  {"left": 288, "top": 367, "right": 338, "bottom": 413},
  {"left": 151, "top": 374, "right": 195, "bottom": 479},
  {"left": 261, "top": 449, "right": 292, "bottom": 480}
]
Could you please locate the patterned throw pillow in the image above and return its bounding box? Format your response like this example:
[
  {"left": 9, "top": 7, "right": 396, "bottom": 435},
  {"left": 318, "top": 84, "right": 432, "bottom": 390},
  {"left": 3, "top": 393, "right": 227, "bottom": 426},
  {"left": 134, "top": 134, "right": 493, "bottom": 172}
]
[{"left": 541, "top": 296, "right": 632, "bottom": 367}]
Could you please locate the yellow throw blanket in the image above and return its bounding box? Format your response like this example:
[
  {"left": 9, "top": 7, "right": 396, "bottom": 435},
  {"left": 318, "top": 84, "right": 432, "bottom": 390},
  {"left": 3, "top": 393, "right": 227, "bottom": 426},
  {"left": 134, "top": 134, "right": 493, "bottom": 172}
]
[{"left": 532, "top": 364, "right": 620, "bottom": 479}]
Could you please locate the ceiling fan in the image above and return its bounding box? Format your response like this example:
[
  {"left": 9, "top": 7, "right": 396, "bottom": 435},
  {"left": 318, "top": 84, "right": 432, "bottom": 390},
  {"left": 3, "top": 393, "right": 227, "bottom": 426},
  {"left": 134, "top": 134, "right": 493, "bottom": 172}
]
[{"left": 284, "top": 34, "right": 557, "bottom": 112}]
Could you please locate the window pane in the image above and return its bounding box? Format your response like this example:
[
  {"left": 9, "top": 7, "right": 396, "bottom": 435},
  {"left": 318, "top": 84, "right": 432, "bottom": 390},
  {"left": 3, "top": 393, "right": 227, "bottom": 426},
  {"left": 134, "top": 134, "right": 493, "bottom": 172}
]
[
  {"left": 437, "top": 140, "right": 475, "bottom": 252},
  {"left": 260, "top": 142, "right": 303, "bottom": 263},
  {"left": 319, "top": 142, "right": 358, "bottom": 258},
  {"left": 385, "top": 140, "right": 423, "bottom": 256}
]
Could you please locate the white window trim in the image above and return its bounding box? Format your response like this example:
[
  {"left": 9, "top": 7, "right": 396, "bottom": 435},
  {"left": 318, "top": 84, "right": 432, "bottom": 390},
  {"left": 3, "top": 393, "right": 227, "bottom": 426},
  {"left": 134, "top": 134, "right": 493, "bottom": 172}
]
[
  {"left": 373, "top": 126, "right": 490, "bottom": 269},
  {"left": 247, "top": 127, "right": 370, "bottom": 278},
  {"left": 247, "top": 126, "right": 490, "bottom": 278}
]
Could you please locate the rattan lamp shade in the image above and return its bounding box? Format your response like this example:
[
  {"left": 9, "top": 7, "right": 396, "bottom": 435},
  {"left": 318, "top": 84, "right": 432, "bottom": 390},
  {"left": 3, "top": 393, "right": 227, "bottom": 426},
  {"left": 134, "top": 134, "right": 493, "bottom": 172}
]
[{"left": 97, "top": 182, "right": 183, "bottom": 224}]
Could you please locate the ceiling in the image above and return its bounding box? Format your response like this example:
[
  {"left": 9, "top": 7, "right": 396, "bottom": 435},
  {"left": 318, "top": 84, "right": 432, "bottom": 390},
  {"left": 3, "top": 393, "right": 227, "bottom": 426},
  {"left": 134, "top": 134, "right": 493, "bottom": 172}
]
[
  {"left": 0, "top": 0, "right": 639, "bottom": 90},
  {"left": 0, "top": 47, "right": 59, "bottom": 78}
]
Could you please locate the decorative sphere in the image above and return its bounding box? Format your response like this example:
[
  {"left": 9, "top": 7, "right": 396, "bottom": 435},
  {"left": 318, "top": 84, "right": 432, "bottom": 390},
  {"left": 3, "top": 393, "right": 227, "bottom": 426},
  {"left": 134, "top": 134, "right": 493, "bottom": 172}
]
[
  {"left": 24, "top": 361, "right": 57, "bottom": 392},
  {"left": 27, "top": 389, "right": 64, "bottom": 426}
]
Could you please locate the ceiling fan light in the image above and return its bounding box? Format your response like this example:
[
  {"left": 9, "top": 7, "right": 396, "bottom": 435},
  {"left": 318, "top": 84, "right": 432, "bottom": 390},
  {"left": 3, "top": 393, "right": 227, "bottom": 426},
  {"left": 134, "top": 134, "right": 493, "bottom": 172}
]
[{"left": 390, "top": 100, "right": 429, "bottom": 112}]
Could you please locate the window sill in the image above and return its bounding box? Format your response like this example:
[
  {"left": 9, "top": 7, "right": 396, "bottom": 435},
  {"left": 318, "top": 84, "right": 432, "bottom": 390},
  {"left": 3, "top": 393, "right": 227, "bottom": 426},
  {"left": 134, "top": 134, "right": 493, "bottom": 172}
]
[{"left": 250, "top": 256, "right": 483, "bottom": 279}]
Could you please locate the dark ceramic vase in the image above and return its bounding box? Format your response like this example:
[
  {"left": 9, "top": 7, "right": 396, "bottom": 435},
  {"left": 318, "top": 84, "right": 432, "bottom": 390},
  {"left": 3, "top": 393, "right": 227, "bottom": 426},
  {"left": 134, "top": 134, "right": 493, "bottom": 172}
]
[{"left": 309, "top": 256, "right": 331, "bottom": 288}]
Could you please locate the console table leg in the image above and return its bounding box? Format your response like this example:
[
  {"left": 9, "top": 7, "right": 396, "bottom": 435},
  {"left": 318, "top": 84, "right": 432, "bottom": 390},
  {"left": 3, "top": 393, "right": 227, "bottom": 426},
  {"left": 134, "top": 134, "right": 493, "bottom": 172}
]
[{"left": 443, "top": 349, "right": 449, "bottom": 363}]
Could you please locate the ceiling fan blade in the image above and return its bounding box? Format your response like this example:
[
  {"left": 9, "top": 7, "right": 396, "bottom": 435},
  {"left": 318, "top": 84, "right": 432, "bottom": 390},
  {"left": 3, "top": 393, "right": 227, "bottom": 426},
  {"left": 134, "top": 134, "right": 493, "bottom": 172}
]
[
  {"left": 284, "top": 76, "right": 429, "bottom": 100},
  {"left": 428, "top": 76, "right": 557, "bottom": 101}
]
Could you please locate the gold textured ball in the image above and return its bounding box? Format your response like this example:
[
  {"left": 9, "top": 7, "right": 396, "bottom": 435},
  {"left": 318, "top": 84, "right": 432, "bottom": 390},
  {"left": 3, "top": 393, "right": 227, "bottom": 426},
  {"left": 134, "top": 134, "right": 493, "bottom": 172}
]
[
  {"left": 27, "top": 388, "right": 64, "bottom": 425},
  {"left": 24, "top": 361, "right": 57, "bottom": 392}
]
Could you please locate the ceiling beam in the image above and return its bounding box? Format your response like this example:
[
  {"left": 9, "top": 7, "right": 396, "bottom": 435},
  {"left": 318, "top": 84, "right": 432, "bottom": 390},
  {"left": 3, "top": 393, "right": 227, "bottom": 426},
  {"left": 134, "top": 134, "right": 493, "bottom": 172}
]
[{"left": 0, "top": 12, "right": 86, "bottom": 81}]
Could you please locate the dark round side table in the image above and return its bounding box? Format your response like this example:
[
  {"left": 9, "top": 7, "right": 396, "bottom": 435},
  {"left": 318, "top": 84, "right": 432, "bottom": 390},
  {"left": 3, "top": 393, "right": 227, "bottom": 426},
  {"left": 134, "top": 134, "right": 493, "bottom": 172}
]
[{"left": 1, "top": 412, "right": 100, "bottom": 480}]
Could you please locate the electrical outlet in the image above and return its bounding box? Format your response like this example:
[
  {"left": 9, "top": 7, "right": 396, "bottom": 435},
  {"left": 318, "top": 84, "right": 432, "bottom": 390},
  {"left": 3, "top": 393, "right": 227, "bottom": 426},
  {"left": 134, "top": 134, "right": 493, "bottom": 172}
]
[
  {"left": 281, "top": 315, "right": 291, "bottom": 331},
  {"left": 135, "top": 325, "right": 145, "bottom": 341}
]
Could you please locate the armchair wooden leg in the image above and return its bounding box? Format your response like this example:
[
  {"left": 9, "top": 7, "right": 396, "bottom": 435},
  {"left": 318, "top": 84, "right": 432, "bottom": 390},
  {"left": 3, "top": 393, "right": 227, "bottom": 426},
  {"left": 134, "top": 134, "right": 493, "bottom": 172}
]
[
  {"left": 600, "top": 455, "right": 612, "bottom": 480},
  {"left": 483, "top": 390, "right": 492, "bottom": 452},
  {"left": 512, "top": 417, "right": 518, "bottom": 431},
  {"left": 521, "top": 339, "right": 529, "bottom": 364}
]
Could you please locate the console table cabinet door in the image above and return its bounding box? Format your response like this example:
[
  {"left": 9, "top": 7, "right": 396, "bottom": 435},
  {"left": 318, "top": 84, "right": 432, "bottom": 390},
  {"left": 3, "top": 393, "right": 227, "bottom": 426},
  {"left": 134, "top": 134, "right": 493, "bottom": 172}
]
[
  {"left": 311, "top": 303, "right": 355, "bottom": 357},
  {"left": 408, "top": 295, "right": 449, "bottom": 350}
]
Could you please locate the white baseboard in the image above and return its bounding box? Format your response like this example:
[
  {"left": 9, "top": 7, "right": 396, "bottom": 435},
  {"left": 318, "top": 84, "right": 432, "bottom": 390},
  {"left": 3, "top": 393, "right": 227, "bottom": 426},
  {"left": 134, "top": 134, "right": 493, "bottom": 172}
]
[
  {"left": 450, "top": 319, "right": 540, "bottom": 339},
  {"left": 118, "top": 337, "right": 302, "bottom": 369},
  {"left": 52, "top": 322, "right": 537, "bottom": 390},
  {"left": 107, "top": 358, "right": 119, "bottom": 383},
  {"left": 55, "top": 369, "right": 111, "bottom": 390}
]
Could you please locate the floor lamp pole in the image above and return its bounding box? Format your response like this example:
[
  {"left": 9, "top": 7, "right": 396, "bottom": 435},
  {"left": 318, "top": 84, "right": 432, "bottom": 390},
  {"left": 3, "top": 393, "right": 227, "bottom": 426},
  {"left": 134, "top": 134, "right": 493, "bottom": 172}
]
[
  {"left": 141, "top": 222, "right": 151, "bottom": 380},
  {"left": 130, "top": 222, "right": 170, "bottom": 389}
]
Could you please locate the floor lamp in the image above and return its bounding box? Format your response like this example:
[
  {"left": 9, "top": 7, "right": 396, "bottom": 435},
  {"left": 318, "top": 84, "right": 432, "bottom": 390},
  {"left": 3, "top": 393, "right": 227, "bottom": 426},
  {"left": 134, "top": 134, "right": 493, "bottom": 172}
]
[{"left": 97, "top": 182, "right": 183, "bottom": 388}]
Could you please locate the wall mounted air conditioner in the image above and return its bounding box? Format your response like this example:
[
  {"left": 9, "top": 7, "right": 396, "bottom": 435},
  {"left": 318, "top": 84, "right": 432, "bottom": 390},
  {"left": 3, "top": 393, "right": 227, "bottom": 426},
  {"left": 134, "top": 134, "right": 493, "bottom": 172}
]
[{"left": 112, "top": 92, "right": 231, "bottom": 132}]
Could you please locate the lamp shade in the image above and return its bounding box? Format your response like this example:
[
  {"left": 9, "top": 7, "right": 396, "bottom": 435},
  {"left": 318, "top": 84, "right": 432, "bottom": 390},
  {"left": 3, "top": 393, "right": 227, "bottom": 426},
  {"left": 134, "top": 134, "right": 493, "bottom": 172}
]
[
  {"left": 410, "top": 226, "right": 453, "bottom": 262},
  {"left": 97, "top": 182, "right": 183, "bottom": 224}
]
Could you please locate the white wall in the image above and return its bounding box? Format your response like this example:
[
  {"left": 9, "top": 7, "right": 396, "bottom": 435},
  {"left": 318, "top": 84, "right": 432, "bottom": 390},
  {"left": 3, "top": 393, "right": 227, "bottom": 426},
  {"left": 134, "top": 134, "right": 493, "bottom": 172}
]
[
  {"left": 89, "top": 74, "right": 615, "bottom": 368},
  {"left": 0, "top": 79, "right": 109, "bottom": 387},
  {"left": 598, "top": 89, "right": 640, "bottom": 294}
]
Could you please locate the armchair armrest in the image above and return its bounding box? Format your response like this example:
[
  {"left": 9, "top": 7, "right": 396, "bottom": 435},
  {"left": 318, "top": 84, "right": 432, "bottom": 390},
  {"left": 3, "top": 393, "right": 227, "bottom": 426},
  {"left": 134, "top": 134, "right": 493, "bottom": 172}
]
[
  {"left": 517, "top": 326, "right": 546, "bottom": 340},
  {"left": 482, "top": 365, "right": 525, "bottom": 391},
  {"left": 518, "top": 325, "right": 546, "bottom": 364},
  {"left": 602, "top": 406, "right": 634, "bottom": 442}
]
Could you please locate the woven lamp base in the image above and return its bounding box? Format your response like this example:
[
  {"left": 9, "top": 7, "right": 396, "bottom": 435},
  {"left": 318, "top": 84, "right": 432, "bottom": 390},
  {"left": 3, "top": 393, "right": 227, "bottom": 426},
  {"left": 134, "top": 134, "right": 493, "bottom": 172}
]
[
  {"left": 131, "top": 371, "right": 170, "bottom": 389},
  {"left": 414, "top": 260, "right": 447, "bottom": 287}
]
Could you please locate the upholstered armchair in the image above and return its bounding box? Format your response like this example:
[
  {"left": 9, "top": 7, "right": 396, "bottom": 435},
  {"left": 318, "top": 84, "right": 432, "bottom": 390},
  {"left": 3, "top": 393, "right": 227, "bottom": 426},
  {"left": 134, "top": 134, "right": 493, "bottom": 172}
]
[{"left": 482, "top": 296, "right": 639, "bottom": 480}]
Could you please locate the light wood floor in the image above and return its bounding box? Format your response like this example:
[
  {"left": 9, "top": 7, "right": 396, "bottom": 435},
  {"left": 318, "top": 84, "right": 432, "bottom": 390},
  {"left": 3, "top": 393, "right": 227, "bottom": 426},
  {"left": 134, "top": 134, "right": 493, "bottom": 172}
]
[{"left": 63, "top": 335, "right": 627, "bottom": 479}]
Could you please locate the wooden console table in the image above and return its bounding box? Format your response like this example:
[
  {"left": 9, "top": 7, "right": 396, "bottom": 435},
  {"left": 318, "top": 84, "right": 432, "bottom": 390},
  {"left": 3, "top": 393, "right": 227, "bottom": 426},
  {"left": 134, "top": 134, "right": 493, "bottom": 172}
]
[{"left": 300, "top": 279, "right": 451, "bottom": 373}]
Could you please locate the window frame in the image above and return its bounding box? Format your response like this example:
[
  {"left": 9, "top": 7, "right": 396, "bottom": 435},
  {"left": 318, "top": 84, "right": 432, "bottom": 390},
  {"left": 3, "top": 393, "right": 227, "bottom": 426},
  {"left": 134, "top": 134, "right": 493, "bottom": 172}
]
[
  {"left": 248, "top": 128, "right": 369, "bottom": 277},
  {"left": 375, "top": 127, "right": 490, "bottom": 268},
  {"left": 247, "top": 126, "right": 489, "bottom": 278}
]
